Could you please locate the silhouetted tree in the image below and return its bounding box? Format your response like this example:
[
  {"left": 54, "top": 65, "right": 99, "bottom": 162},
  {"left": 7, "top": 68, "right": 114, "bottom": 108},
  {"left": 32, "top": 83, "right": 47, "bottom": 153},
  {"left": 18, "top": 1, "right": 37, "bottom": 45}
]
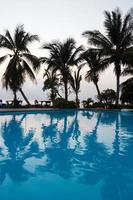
[
  {"left": 97, "top": 89, "right": 116, "bottom": 105},
  {"left": 41, "top": 38, "right": 83, "bottom": 100},
  {"left": 0, "top": 25, "right": 40, "bottom": 105},
  {"left": 42, "top": 68, "right": 60, "bottom": 102},
  {"left": 69, "top": 66, "right": 82, "bottom": 106},
  {"left": 83, "top": 8, "right": 133, "bottom": 104},
  {"left": 82, "top": 51, "right": 108, "bottom": 102}
]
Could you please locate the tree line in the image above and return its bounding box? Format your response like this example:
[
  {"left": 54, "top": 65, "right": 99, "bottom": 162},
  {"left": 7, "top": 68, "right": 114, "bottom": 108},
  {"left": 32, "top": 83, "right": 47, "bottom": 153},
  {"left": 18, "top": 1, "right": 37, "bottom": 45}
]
[{"left": 1, "top": 7, "right": 133, "bottom": 106}]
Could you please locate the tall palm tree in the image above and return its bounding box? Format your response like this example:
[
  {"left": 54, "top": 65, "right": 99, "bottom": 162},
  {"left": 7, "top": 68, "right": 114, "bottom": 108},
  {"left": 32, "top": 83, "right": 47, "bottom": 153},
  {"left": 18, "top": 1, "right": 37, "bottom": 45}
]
[
  {"left": 82, "top": 51, "right": 107, "bottom": 103},
  {"left": 41, "top": 38, "right": 83, "bottom": 101},
  {"left": 42, "top": 68, "right": 60, "bottom": 102},
  {"left": 83, "top": 8, "right": 133, "bottom": 104},
  {"left": 0, "top": 25, "right": 40, "bottom": 105},
  {"left": 69, "top": 66, "right": 82, "bottom": 106}
]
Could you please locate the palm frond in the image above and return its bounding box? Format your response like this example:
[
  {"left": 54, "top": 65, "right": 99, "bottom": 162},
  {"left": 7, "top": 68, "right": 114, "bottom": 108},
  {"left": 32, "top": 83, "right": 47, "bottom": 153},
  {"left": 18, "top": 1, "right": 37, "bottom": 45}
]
[
  {"left": 122, "top": 66, "right": 133, "bottom": 76},
  {"left": 23, "top": 53, "right": 40, "bottom": 71},
  {"left": 0, "top": 55, "right": 7, "bottom": 64},
  {"left": 5, "top": 30, "right": 15, "bottom": 48},
  {"left": 22, "top": 60, "right": 36, "bottom": 83},
  {"left": 0, "top": 34, "right": 14, "bottom": 50},
  {"left": 82, "top": 30, "right": 112, "bottom": 49}
]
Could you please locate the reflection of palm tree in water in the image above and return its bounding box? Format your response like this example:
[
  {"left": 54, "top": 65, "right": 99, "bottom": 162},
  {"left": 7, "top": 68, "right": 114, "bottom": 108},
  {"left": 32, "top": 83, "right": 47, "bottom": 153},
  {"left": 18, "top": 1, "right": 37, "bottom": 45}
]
[
  {"left": 42, "top": 110, "right": 77, "bottom": 146},
  {"left": 40, "top": 110, "right": 77, "bottom": 179},
  {"left": 71, "top": 111, "right": 80, "bottom": 141},
  {"left": 41, "top": 111, "right": 63, "bottom": 145},
  {"left": 75, "top": 111, "right": 108, "bottom": 185},
  {"left": 0, "top": 114, "right": 41, "bottom": 184},
  {"left": 40, "top": 111, "right": 79, "bottom": 178},
  {"left": 39, "top": 111, "right": 108, "bottom": 184},
  {"left": 1, "top": 111, "right": 132, "bottom": 199},
  {"left": 101, "top": 112, "right": 133, "bottom": 200}
]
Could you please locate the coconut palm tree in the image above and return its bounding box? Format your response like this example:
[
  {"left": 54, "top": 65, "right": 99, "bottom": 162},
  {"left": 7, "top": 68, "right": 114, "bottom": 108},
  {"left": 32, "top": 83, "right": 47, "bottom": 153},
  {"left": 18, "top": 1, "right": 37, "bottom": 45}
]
[
  {"left": 82, "top": 8, "right": 133, "bottom": 104},
  {"left": 69, "top": 66, "right": 82, "bottom": 106},
  {"left": 41, "top": 38, "right": 83, "bottom": 101},
  {"left": 82, "top": 51, "right": 108, "bottom": 103},
  {"left": 42, "top": 68, "right": 60, "bottom": 103},
  {"left": 0, "top": 24, "right": 40, "bottom": 105}
]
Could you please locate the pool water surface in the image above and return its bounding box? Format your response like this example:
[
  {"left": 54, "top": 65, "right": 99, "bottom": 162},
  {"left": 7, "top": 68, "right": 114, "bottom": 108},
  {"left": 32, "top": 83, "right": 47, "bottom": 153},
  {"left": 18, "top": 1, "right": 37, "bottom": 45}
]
[{"left": 0, "top": 110, "right": 133, "bottom": 200}]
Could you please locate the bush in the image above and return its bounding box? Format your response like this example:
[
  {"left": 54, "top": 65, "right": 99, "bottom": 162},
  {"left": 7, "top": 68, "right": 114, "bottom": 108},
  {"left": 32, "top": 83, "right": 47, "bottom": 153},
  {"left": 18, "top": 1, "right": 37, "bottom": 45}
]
[
  {"left": 83, "top": 101, "right": 105, "bottom": 108},
  {"left": 106, "top": 104, "right": 122, "bottom": 109},
  {"left": 82, "top": 98, "right": 94, "bottom": 108},
  {"left": 105, "top": 104, "right": 133, "bottom": 109},
  {"left": 53, "top": 98, "right": 77, "bottom": 109},
  {"left": 92, "top": 102, "right": 105, "bottom": 108}
]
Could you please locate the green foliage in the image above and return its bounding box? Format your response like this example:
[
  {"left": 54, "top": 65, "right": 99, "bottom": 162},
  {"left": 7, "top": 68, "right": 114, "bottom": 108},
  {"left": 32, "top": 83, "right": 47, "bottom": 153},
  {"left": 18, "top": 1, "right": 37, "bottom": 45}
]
[
  {"left": 53, "top": 98, "right": 77, "bottom": 109},
  {"left": 105, "top": 104, "right": 133, "bottom": 109},
  {"left": 120, "top": 78, "right": 133, "bottom": 104},
  {"left": 82, "top": 51, "right": 108, "bottom": 83},
  {"left": 81, "top": 50, "right": 108, "bottom": 102},
  {"left": 97, "top": 89, "right": 116, "bottom": 104},
  {"left": 83, "top": 8, "right": 133, "bottom": 104},
  {"left": 41, "top": 38, "right": 83, "bottom": 100},
  {"left": 42, "top": 69, "right": 59, "bottom": 101},
  {"left": 69, "top": 66, "right": 82, "bottom": 106},
  {"left": 0, "top": 25, "right": 40, "bottom": 104},
  {"left": 91, "top": 102, "right": 105, "bottom": 108},
  {"left": 82, "top": 98, "right": 94, "bottom": 108}
]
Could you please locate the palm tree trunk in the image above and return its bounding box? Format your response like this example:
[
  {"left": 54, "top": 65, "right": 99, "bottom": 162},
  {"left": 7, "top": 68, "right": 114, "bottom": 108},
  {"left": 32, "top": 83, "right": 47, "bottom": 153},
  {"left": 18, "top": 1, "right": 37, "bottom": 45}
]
[
  {"left": 64, "top": 81, "right": 68, "bottom": 101},
  {"left": 76, "top": 93, "right": 79, "bottom": 108},
  {"left": 13, "top": 91, "right": 17, "bottom": 101},
  {"left": 115, "top": 61, "right": 121, "bottom": 105},
  {"left": 95, "top": 82, "right": 102, "bottom": 103},
  {"left": 13, "top": 90, "right": 17, "bottom": 107},
  {"left": 19, "top": 88, "right": 31, "bottom": 106},
  {"left": 116, "top": 74, "right": 120, "bottom": 105}
]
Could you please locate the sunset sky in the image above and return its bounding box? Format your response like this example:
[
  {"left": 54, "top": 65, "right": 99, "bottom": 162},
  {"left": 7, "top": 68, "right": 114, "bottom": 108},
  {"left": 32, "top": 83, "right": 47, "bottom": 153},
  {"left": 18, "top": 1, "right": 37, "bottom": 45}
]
[{"left": 0, "top": 0, "right": 132, "bottom": 102}]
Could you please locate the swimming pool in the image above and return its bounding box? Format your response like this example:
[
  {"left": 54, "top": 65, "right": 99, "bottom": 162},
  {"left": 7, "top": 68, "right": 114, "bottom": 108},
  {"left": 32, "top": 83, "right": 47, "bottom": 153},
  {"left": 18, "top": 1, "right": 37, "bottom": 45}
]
[{"left": 0, "top": 109, "right": 133, "bottom": 200}]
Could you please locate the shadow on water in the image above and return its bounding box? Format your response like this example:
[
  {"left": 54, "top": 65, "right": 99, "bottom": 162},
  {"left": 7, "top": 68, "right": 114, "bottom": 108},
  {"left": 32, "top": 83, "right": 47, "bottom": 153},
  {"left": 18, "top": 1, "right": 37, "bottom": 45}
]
[{"left": 0, "top": 110, "right": 133, "bottom": 199}]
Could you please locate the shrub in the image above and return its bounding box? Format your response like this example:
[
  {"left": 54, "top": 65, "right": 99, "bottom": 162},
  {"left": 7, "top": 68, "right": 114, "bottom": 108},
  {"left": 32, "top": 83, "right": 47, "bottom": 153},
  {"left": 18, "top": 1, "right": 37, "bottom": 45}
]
[
  {"left": 83, "top": 101, "right": 105, "bottom": 108},
  {"left": 53, "top": 98, "right": 77, "bottom": 109},
  {"left": 92, "top": 102, "right": 105, "bottom": 108},
  {"left": 82, "top": 98, "right": 94, "bottom": 108}
]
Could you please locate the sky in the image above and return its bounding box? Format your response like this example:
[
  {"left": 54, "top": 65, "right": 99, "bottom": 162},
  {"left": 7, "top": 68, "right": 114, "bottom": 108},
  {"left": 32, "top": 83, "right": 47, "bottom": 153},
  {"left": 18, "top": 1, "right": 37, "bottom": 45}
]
[{"left": 0, "top": 0, "right": 133, "bottom": 102}]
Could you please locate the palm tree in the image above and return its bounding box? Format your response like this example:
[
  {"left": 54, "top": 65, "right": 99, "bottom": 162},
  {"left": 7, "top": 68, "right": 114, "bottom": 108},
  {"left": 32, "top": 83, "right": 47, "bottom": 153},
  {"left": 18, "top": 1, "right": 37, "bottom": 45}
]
[
  {"left": 69, "top": 66, "right": 82, "bottom": 106},
  {"left": 82, "top": 51, "right": 107, "bottom": 103},
  {"left": 83, "top": 8, "right": 133, "bottom": 104},
  {"left": 42, "top": 68, "right": 60, "bottom": 102},
  {"left": 41, "top": 38, "right": 83, "bottom": 101},
  {"left": 0, "top": 25, "right": 40, "bottom": 105}
]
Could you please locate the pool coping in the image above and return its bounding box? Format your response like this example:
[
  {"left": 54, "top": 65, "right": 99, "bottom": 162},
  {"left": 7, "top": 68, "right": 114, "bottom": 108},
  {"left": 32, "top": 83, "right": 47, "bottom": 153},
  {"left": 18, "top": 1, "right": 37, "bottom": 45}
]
[
  {"left": 0, "top": 107, "right": 59, "bottom": 113},
  {"left": 0, "top": 107, "right": 132, "bottom": 113}
]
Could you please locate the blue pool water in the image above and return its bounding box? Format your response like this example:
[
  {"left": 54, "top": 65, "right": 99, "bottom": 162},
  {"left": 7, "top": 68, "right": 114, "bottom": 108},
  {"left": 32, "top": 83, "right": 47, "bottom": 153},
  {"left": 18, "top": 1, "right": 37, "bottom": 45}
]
[{"left": 0, "top": 109, "right": 133, "bottom": 200}]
